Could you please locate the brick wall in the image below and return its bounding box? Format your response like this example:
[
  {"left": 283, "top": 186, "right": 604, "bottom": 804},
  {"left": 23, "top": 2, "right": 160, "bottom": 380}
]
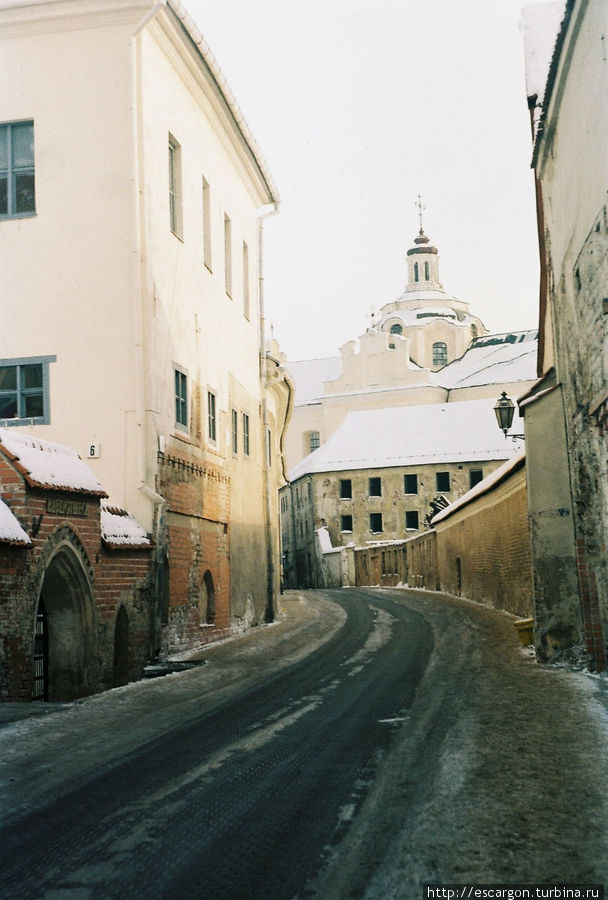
[
  {"left": 157, "top": 450, "right": 230, "bottom": 654},
  {"left": 434, "top": 467, "right": 533, "bottom": 618},
  {"left": 0, "top": 455, "right": 153, "bottom": 702}
]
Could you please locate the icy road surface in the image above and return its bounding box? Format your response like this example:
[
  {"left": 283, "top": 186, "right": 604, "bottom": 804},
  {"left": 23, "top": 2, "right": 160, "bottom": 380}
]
[{"left": 0, "top": 589, "right": 607, "bottom": 898}]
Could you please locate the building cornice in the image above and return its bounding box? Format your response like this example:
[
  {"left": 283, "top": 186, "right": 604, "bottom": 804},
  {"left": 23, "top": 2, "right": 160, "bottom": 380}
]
[{"left": 0, "top": 0, "right": 153, "bottom": 37}]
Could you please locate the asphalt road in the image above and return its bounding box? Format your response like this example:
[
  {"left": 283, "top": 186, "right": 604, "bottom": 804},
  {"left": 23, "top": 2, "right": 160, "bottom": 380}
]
[{"left": 0, "top": 590, "right": 433, "bottom": 899}]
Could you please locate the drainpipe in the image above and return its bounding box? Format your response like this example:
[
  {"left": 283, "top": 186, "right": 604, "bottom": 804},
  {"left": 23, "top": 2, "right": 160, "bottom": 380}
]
[{"left": 257, "top": 204, "right": 280, "bottom": 621}]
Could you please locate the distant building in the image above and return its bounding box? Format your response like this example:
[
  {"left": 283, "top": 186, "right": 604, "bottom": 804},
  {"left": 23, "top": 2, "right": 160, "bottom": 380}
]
[
  {"left": 521, "top": 0, "right": 608, "bottom": 667},
  {"left": 281, "top": 398, "right": 523, "bottom": 589},
  {"left": 284, "top": 224, "right": 537, "bottom": 473},
  {"left": 0, "top": 0, "right": 289, "bottom": 697}
]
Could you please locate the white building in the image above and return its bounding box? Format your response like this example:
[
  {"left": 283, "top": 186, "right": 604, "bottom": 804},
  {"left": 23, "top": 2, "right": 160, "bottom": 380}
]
[{"left": 0, "top": 0, "right": 290, "bottom": 655}]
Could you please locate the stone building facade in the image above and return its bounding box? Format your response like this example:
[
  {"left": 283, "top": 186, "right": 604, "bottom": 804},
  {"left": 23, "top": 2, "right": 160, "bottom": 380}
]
[
  {"left": 521, "top": 0, "right": 608, "bottom": 666},
  {"left": 281, "top": 398, "right": 522, "bottom": 589},
  {"left": 0, "top": 0, "right": 290, "bottom": 667}
]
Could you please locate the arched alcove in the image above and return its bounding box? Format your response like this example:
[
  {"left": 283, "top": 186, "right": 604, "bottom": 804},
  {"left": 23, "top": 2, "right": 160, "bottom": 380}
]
[
  {"left": 201, "top": 569, "right": 216, "bottom": 625},
  {"left": 35, "top": 540, "right": 95, "bottom": 701}
]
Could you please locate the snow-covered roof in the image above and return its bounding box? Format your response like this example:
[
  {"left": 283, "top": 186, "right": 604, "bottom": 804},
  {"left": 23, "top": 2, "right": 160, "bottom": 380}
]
[
  {"left": 101, "top": 504, "right": 152, "bottom": 550},
  {"left": 285, "top": 356, "right": 342, "bottom": 405},
  {"left": 0, "top": 497, "right": 31, "bottom": 546},
  {"left": 432, "top": 449, "right": 526, "bottom": 525},
  {"left": 0, "top": 430, "right": 107, "bottom": 496},
  {"left": 288, "top": 398, "right": 521, "bottom": 480},
  {"left": 521, "top": 2, "right": 567, "bottom": 102},
  {"left": 433, "top": 331, "right": 538, "bottom": 390}
]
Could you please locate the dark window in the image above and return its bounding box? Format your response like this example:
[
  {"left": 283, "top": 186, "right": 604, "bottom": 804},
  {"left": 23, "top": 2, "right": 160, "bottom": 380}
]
[
  {"left": 432, "top": 342, "right": 448, "bottom": 367},
  {"left": 424, "top": 261, "right": 430, "bottom": 280},
  {"left": 175, "top": 369, "right": 188, "bottom": 429},
  {"left": 309, "top": 431, "right": 320, "bottom": 452},
  {"left": 369, "top": 477, "right": 382, "bottom": 497},
  {"left": 404, "top": 473, "right": 418, "bottom": 494},
  {"left": 405, "top": 510, "right": 419, "bottom": 530},
  {"left": 0, "top": 121, "right": 35, "bottom": 219},
  {"left": 470, "top": 469, "right": 483, "bottom": 488},
  {"left": 341, "top": 514, "right": 353, "bottom": 532},
  {"left": 390, "top": 323, "right": 403, "bottom": 334},
  {"left": 339, "top": 479, "right": 352, "bottom": 499},
  {"left": 0, "top": 359, "right": 53, "bottom": 425},
  {"left": 369, "top": 512, "right": 383, "bottom": 534},
  {"left": 243, "top": 412, "right": 250, "bottom": 455},
  {"left": 414, "top": 261, "right": 419, "bottom": 282},
  {"left": 231, "top": 408, "right": 238, "bottom": 454},
  {"left": 207, "top": 391, "right": 217, "bottom": 442},
  {"left": 436, "top": 471, "right": 450, "bottom": 492}
]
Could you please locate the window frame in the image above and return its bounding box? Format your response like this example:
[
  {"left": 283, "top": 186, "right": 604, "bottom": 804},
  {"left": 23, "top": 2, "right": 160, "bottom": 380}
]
[
  {"left": 242, "top": 240, "right": 250, "bottom": 319},
  {"left": 404, "top": 473, "right": 418, "bottom": 495},
  {"left": 369, "top": 512, "right": 383, "bottom": 534},
  {"left": 309, "top": 431, "right": 320, "bottom": 453},
  {"left": 405, "top": 510, "right": 419, "bottom": 531},
  {"left": 368, "top": 476, "right": 382, "bottom": 498},
  {"left": 0, "top": 355, "right": 55, "bottom": 426},
  {"left": 340, "top": 514, "right": 353, "bottom": 533},
  {"left": 339, "top": 478, "right": 352, "bottom": 500},
  {"left": 0, "top": 120, "right": 36, "bottom": 220},
  {"left": 224, "top": 213, "right": 232, "bottom": 297},
  {"left": 242, "top": 411, "right": 250, "bottom": 456},
  {"left": 231, "top": 408, "right": 238, "bottom": 455},
  {"left": 168, "top": 134, "right": 183, "bottom": 239},
  {"left": 436, "top": 471, "right": 451, "bottom": 492},
  {"left": 470, "top": 469, "right": 484, "bottom": 489},
  {"left": 207, "top": 390, "right": 217, "bottom": 443},
  {"left": 174, "top": 365, "right": 188, "bottom": 431},
  {"left": 202, "top": 176, "right": 212, "bottom": 271},
  {"left": 432, "top": 341, "right": 448, "bottom": 368}
]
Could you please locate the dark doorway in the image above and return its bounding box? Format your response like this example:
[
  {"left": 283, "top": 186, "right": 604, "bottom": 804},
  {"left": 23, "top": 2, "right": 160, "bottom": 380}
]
[
  {"left": 37, "top": 543, "right": 95, "bottom": 701},
  {"left": 113, "top": 606, "right": 130, "bottom": 687}
]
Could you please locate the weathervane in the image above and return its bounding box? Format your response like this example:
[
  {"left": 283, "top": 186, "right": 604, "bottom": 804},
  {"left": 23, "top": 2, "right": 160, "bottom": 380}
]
[{"left": 415, "top": 194, "right": 426, "bottom": 233}]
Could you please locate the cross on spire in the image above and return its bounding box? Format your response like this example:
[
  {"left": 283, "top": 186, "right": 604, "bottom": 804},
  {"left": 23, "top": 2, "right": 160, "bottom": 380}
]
[{"left": 415, "top": 194, "right": 426, "bottom": 233}]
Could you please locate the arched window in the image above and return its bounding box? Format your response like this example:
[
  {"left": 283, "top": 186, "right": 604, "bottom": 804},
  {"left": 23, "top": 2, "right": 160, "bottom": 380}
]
[
  {"left": 390, "top": 323, "right": 403, "bottom": 334},
  {"left": 432, "top": 341, "right": 448, "bottom": 367},
  {"left": 414, "top": 262, "right": 419, "bottom": 282}
]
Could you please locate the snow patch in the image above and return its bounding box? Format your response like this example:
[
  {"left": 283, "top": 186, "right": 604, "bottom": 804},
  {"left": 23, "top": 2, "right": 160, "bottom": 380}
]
[{"left": 0, "top": 429, "right": 105, "bottom": 495}]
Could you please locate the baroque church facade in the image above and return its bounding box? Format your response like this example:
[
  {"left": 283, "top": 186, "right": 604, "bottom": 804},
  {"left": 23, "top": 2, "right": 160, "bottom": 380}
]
[{"left": 279, "top": 217, "right": 538, "bottom": 589}]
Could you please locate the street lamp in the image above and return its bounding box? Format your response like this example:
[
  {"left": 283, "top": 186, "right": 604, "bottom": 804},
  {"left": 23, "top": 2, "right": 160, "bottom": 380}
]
[{"left": 494, "top": 391, "right": 525, "bottom": 440}]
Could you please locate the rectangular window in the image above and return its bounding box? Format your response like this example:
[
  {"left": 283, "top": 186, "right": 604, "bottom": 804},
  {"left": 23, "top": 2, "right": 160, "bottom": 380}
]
[
  {"left": 309, "top": 431, "right": 320, "bottom": 453},
  {"left": 242, "top": 412, "right": 250, "bottom": 455},
  {"left": 202, "top": 177, "right": 212, "bottom": 270},
  {"left": 369, "top": 476, "right": 382, "bottom": 497},
  {"left": 404, "top": 473, "right": 418, "bottom": 494},
  {"left": 224, "top": 213, "right": 232, "bottom": 297},
  {"left": 207, "top": 391, "right": 216, "bottom": 442},
  {"left": 243, "top": 240, "right": 250, "bottom": 319},
  {"left": 339, "top": 478, "right": 352, "bottom": 499},
  {"left": 436, "top": 471, "right": 451, "bottom": 492},
  {"left": 231, "top": 408, "right": 238, "bottom": 454},
  {"left": 369, "top": 512, "right": 383, "bottom": 534},
  {"left": 470, "top": 469, "right": 483, "bottom": 488},
  {"left": 341, "top": 514, "right": 353, "bottom": 532},
  {"left": 174, "top": 367, "right": 188, "bottom": 429},
  {"left": 0, "top": 121, "right": 35, "bottom": 219},
  {"left": 0, "top": 356, "right": 54, "bottom": 425},
  {"left": 168, "top": 135, "right": 183, "bottom": 238},
  {"left": 405, "top": 510, "right": 419, "bottom": 530}
]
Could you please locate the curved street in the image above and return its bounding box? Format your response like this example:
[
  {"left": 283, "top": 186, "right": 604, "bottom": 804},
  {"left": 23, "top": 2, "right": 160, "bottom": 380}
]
[{"left": 1, "top": 588, "right": 607, "bottom": 898}]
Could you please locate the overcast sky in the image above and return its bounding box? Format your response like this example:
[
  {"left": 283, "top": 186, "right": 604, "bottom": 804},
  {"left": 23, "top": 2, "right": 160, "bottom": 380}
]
[{"left": 186, "top": 0, "right": 541, "bottom": 361}]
